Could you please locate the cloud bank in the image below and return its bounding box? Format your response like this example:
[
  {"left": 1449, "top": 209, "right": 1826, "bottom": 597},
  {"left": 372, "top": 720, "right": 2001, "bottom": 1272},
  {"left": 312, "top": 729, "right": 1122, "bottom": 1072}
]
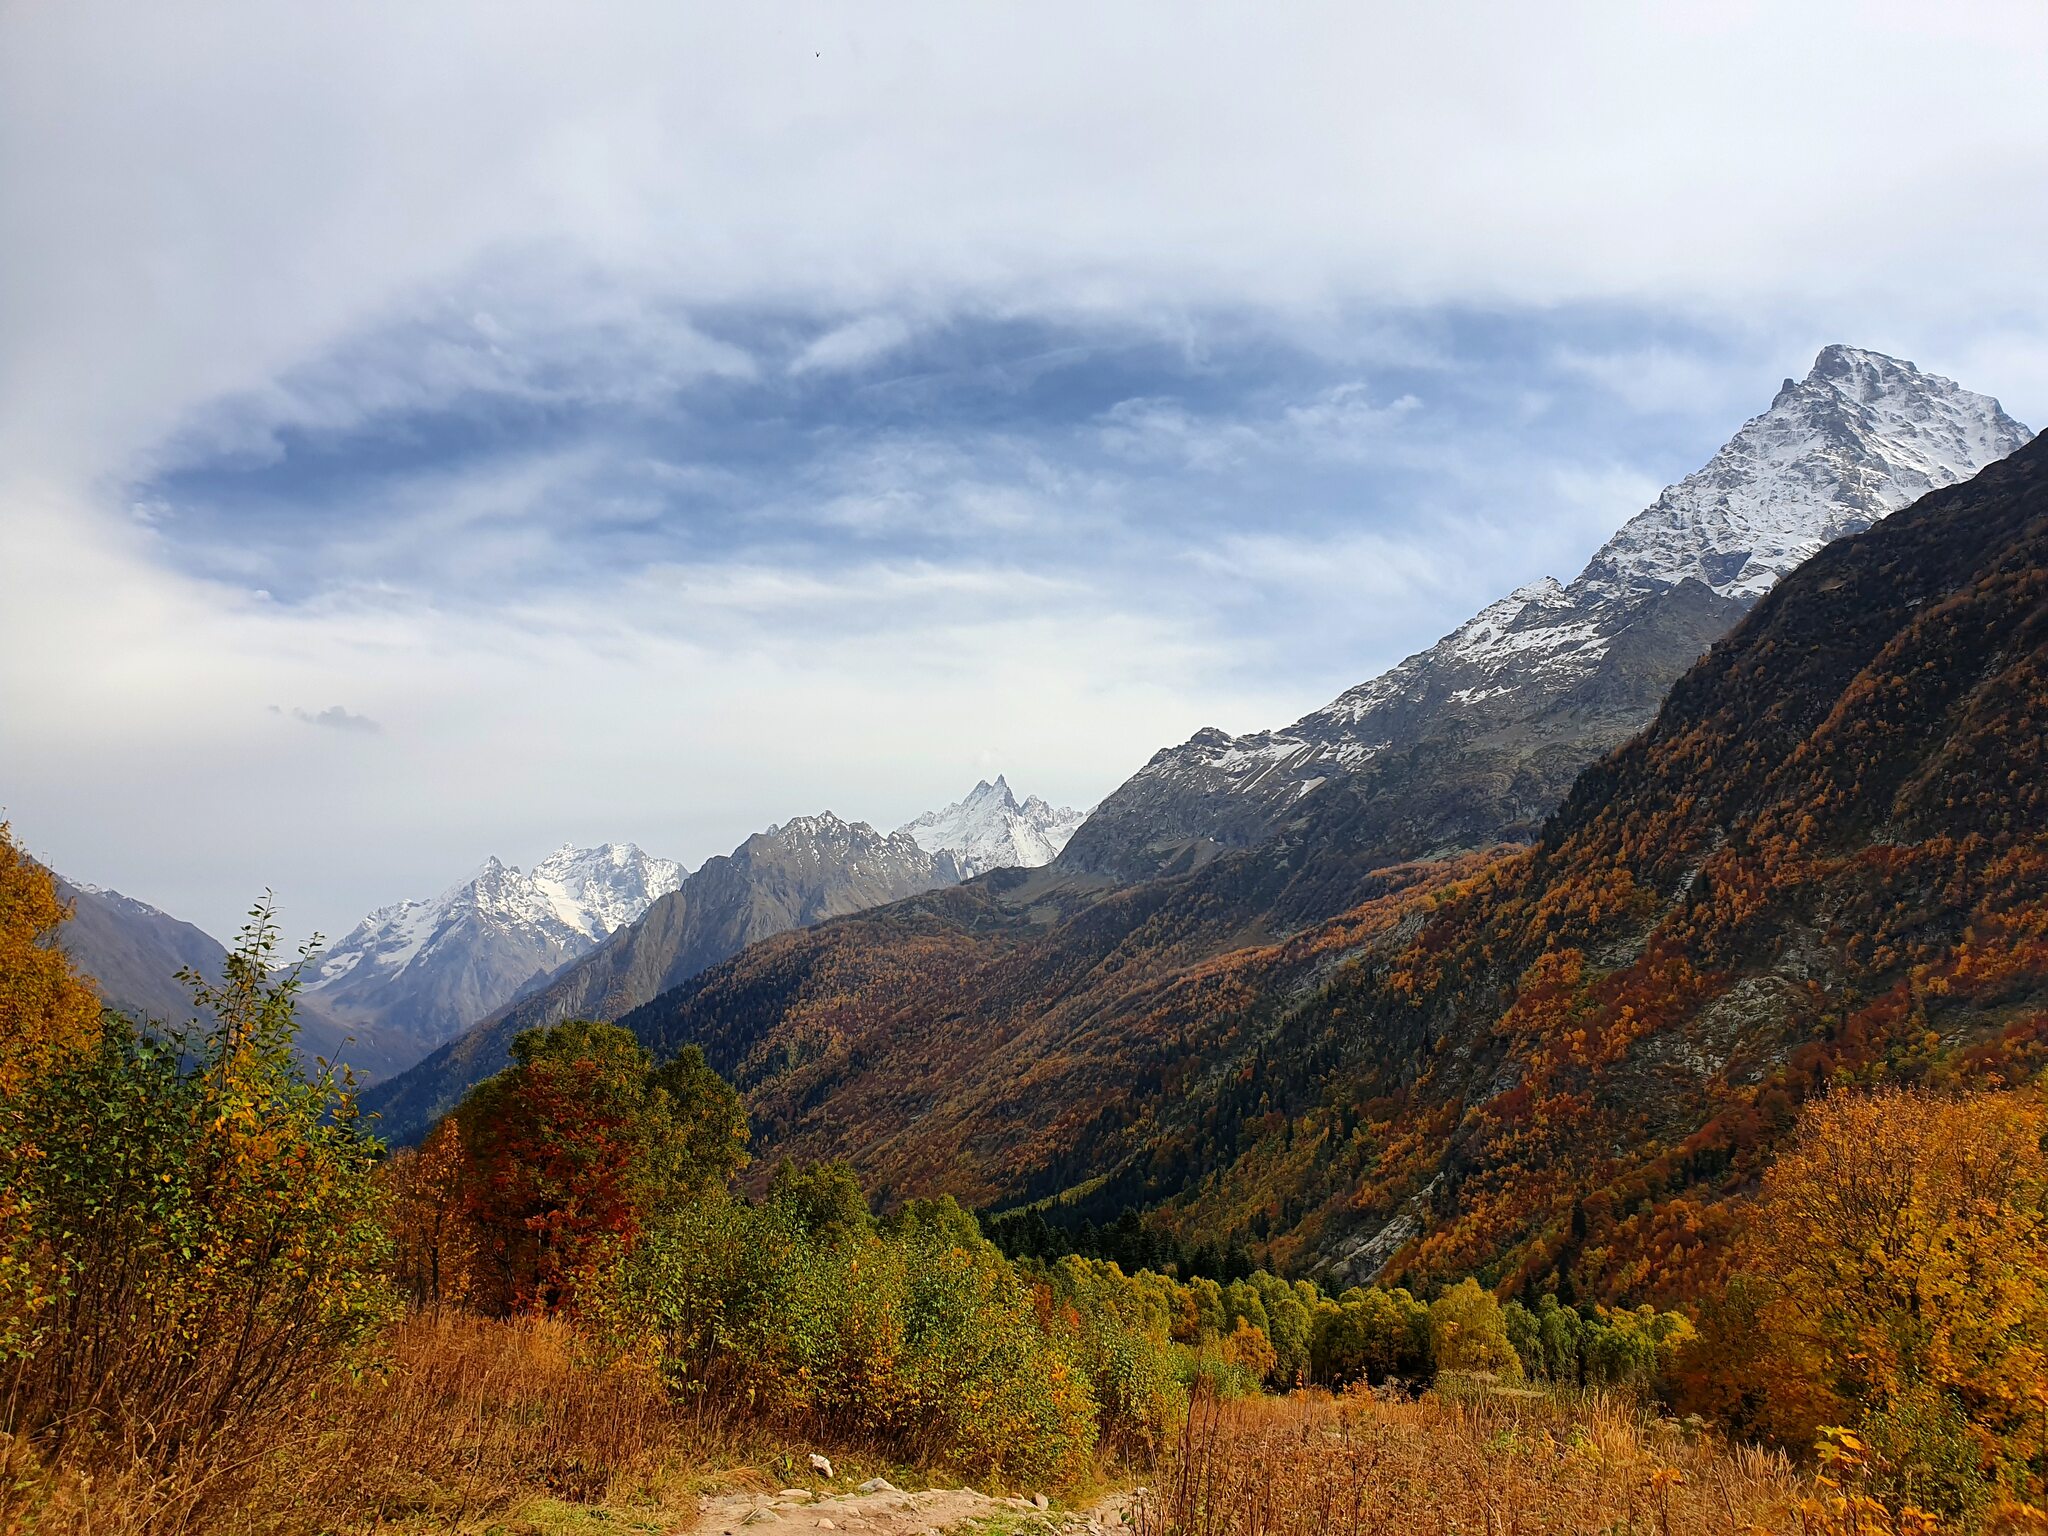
[{"left": 1, "top": 1, "right": 2042, "bottom": 940}]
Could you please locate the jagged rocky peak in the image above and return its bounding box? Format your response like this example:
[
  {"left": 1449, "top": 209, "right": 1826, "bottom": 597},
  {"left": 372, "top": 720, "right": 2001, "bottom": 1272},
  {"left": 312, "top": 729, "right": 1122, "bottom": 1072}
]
[
  {"left": 527, "top": 842, "right": 687, "bottom": 938},
  {"left": 745, "top": 809, "right": 959, "bottom": 881},
  {"left": 895, "top": 775, "right": 1090, "bottom": 878},
  {"left": 1579, "top": 345, "right": 2031, "bottom": 604},
  {"left": 1058, "top": 346, "right": 2030, "bottom": 882}
]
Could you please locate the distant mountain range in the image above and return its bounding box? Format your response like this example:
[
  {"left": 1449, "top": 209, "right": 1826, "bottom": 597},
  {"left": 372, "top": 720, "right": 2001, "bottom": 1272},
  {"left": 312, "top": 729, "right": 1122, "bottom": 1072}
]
[
  {"left": 51, "top": 778, "right": 1083, "bottom": 1100},
  {"left": 359, "top": 810, "right": 962, "bottom": 1137}
]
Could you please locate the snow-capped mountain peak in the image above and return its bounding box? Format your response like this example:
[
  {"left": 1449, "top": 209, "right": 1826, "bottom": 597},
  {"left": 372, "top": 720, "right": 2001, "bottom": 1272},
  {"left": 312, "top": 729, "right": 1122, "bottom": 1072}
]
[
  {"left": 1058, "top": 346, "right": 2030, "bottom": 881},
  {"left": 302, "top": 841, "right": 686, "bottom": 1047},
  {"left": 896, "top": 777, "right": 1089, "bottom": 878},
  {"left": 1578, "top": 346, "right": 2030, "bottom": 604},
  {"left": 529, "top": 842, "right": 687, "bottom": 939}
]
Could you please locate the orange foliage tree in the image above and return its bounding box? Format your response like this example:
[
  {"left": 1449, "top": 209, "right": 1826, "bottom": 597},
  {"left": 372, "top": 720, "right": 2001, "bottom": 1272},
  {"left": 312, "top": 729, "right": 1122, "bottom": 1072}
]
[
  {"left": 0, "top": 824, "right": 99, "bottom": 1097},
  {"left": 455, "top": 1021, "right": 747, "bottom": 1314},
  {"left": 1695, "top": 1085, "right": 2048, "bottom": 1512}
]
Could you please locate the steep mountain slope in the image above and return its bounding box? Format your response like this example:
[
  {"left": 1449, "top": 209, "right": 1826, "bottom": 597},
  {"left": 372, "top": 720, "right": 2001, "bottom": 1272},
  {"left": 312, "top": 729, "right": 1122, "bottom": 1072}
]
[
  {"left": 1119, "top": 429, "right": 2048, "bottom": 1299},
  {"left": 895, "top": 777, "right": 1088, "bottom": 877},
  {"left": 53, "top": 877, "right": 232, "bottom": 1024},
  {"left": 1061, "top": 347, "right": 2031, "bottom": 885},
  {"left": 52, "top": 876, "right": 415, "bottom": 1079},
  {"left": 303, "top": 843, "right": 684, "bottom": 1056},
  {"left": 362, "top": 813, "right": 960, "bottom": 1139},
  {"left": 615, "top": 401, "right": 2044, "bottom": 1261}
]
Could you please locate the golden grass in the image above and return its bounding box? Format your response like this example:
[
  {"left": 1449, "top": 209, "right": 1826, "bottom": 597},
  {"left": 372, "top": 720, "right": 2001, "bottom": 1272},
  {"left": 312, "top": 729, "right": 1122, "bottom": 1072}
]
[
  {"left": 1132, "top": 1384, "right": 1814, "bottom": 1536},
  {"left": 2, "top": 1310, "right": 713, "bottom": 1536}
]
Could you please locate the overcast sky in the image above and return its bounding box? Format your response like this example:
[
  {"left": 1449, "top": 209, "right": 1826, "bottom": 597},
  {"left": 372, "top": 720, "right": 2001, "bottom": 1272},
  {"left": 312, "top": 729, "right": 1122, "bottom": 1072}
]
[{"left": 3, "top": 1, "right": 2045, "bottom": 944}]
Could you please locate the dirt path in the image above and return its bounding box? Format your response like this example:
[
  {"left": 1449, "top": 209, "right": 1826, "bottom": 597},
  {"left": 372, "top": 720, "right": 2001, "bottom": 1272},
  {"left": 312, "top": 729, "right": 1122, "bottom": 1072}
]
[{"left": 690, "top": 1480, "right": 1136, "bottom": 1536}]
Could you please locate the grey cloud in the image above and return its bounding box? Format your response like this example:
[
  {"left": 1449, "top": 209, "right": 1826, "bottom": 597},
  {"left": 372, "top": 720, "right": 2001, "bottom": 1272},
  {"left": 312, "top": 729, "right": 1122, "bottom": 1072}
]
[{"left": 277, "top": 704, "right": 381, "bottom": 734}]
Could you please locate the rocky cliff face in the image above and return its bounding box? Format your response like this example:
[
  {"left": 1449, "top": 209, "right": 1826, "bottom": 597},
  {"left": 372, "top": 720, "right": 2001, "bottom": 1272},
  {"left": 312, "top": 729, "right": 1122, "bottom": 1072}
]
[{"left": 1058, "top": 346, "right": 2032, "bottom": 886}]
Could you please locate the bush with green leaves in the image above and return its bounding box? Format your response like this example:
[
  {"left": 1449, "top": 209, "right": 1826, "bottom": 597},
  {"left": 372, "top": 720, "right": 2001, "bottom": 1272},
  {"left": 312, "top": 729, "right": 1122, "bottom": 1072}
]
[
  {"left": 1039, "top": 1256, "right": 1189, "bottom": 1456},
  {"left": 603, "top": 1178, "right": 1097, "bottom": 1484},
  {"left": 1309, "top": 1284, "right": 1433, "bottom": 1385},
  {"left": 0, "top": 903, "right": 393, "bottom": 1462},
  {"left": 1500, "top": 1295, "right": 1695, "bottom": 1396},
  {"left": 455, "top": 1023, "right": 748, "bottom": 1314}
]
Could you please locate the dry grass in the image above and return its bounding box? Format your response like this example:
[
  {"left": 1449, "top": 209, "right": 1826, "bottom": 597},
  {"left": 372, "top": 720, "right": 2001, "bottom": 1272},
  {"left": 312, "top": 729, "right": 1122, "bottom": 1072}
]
[
  {"left": 1132, "top": 1384, "right": 1815, "bottom": 1536},
  {"left": 2, "top": 1311, "right": 719, "bottom": 1536}
]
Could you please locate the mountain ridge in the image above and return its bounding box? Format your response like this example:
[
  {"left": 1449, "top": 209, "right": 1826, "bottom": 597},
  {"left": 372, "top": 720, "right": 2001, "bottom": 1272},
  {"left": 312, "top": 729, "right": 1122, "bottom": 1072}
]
[
  {"left": 360, "top": 809, "right": 964, "bottom": 1139},
  {"left": 618, "top": 429, "right": 2048, "bottom": 1294},
  {"left": 1058, "top": 345, "right": 2031, "bottom": 885},
  {"left": 589, "top": 349, "right": 2036, "bottom": 1235}
]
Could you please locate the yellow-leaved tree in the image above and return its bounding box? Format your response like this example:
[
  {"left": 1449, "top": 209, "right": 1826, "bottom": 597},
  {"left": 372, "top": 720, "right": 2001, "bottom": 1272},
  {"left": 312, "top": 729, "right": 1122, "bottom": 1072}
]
[
  {"left": 0, "top": 824, "right": 102, "bottom": 1359},
  {"left": 1735, "top": 1085, "right": 2048, "bottom": 1516},
  {"left": 0, "top": 823, "right": 99, "bottom": 1097}
]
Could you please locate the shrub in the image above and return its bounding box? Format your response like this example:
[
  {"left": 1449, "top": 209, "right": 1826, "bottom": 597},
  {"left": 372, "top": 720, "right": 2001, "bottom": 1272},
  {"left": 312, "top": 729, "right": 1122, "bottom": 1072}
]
[
  {"left": 1038, "top": 1255, "right": 1190, "bottom": 1456},
  {"left": 603, "top": 1185, "right": 1098, "bottom": 1484},
  {"left": 1507, "top": 1295, "right": 1694, "bottom": 1396},
  {"left": 1428, "top": 1278, "right": 1521, "bottom": 1376},
  {"left": 1309, "top": 1285, "right": 1432, "bottom": 1385},
  {"left": 1712, "top": 1085, "right": 2048, "bottom": 1503},
  {"left": 1857, "top": 1389, "right": 1993, "bottom": 1527},
  {"left": 0, "top": 903, "right": 393, "bottom": 1463}
]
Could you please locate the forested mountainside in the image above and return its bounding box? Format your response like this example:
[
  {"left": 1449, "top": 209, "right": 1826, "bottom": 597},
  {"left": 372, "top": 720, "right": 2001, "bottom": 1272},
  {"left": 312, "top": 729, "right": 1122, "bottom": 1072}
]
[
  {"left": 1061, "top": 347, "right": 2030, "bottom": 889},
  {"left": 363, "top": 811, "right": 963, "bottom": 1138},
  {"left": 624, "top": 433, "right": 2048, "bottom": 1292}
]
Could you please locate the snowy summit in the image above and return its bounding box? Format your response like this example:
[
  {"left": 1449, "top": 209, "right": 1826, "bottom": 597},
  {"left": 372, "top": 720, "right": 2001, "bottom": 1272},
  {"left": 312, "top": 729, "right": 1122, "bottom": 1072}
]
[
  {"left": 896, "top": 777, "right": 1089, "bottom": 879},
  {"left": 1060, "top": 345, "right": 2032, "bottom": 879},
  {"left": 302, "top": 842, "right": 685, "bottom": 1047}
]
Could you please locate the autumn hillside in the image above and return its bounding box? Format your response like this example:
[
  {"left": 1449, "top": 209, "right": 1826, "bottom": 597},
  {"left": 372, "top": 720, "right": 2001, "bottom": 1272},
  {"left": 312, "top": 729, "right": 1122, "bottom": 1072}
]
[
  {"left": 1144, "top": 427, "right": 2048, "bottom": 1295},
  {"left": 621, "top": 433, "right": 2048, "bottom": 1288}
]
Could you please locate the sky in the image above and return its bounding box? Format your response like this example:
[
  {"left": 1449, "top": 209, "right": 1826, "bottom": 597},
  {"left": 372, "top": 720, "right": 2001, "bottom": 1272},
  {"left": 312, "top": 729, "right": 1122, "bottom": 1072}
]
[{"left": 2, "top": 2, "right": 2045, "bottom": 945}]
